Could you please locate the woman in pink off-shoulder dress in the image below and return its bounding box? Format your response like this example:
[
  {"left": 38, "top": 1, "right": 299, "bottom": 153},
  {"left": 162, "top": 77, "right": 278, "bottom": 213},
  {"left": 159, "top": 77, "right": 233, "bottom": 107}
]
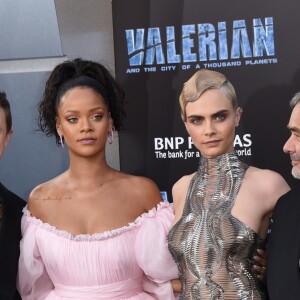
[{"left": 17, "top": 58, "right": 178, "bottom": 299}]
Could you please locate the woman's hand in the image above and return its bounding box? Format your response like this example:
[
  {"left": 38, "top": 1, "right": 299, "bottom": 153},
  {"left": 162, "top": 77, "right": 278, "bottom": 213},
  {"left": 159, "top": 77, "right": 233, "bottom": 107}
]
[{"left": 171, "top": 279, "right": 182, "bottom": 293}]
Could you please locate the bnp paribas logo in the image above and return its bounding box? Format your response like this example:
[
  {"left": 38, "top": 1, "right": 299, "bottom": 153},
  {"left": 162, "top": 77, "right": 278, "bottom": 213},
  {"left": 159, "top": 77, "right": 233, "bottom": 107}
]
[{"left": 125, "top": 17, "right": 276, "bottom": 73}]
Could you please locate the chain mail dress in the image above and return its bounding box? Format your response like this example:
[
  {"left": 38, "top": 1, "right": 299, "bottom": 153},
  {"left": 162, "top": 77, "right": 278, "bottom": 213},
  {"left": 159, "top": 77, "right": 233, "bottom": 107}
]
[{"left": 168, "top": 152, "right": 267, "bottom": 300}]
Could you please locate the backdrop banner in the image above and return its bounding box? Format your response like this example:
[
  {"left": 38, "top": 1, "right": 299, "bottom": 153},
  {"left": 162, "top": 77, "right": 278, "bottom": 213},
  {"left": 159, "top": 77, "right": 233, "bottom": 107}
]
[{"left": 112, "top": 0, "right": 300, "bottom": 201}]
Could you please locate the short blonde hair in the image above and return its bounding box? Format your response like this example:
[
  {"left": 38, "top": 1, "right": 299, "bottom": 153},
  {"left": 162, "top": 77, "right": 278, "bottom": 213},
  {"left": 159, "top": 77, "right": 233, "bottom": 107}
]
[{"left": 179, "top": 69, "right": 237, "bottom": 121}]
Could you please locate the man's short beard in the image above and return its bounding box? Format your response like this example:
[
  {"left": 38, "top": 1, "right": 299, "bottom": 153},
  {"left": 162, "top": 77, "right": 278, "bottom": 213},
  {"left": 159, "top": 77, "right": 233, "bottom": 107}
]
[{"left": 292, "top": 167, "right": 300, "bottom": 179}]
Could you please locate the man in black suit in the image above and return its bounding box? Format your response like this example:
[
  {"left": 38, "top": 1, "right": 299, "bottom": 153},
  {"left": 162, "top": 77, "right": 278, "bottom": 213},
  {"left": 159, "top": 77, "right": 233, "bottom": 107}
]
[
  {"left": 0, "top": 91, "right": 25, "bottom": 300},
  {"left": 267, "top": 91, "right": 300, "bottom": 299}
]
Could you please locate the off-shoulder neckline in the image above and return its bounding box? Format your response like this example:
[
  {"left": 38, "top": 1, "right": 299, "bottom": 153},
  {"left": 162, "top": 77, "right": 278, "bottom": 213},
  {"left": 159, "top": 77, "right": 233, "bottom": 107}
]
[{"left": 22, "top": 201, "right": 171, "bottom": 241}]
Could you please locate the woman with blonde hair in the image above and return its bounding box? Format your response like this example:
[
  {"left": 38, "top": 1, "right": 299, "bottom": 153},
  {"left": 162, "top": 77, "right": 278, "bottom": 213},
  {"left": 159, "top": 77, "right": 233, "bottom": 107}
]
[{"left": 168, "top": 69, "right": 290, "bottom": 299}]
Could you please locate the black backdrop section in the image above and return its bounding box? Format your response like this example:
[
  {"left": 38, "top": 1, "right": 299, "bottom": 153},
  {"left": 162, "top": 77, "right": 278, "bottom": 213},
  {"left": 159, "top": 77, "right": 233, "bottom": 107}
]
[{"left": 112, "top": 0, "right": 300, "bottom": 201}]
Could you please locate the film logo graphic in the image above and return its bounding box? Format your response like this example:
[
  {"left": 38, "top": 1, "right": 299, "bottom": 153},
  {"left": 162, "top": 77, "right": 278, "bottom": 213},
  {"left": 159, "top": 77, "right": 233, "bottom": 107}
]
[{"left": 125, "top": 17, "right": 277, "bottom": 73}]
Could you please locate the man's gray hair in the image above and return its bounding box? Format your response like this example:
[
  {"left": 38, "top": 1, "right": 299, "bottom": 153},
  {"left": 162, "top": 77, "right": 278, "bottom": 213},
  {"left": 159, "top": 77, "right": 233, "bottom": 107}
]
[{"left": 290, "top": 91, "right": 300, "bottom": 108}]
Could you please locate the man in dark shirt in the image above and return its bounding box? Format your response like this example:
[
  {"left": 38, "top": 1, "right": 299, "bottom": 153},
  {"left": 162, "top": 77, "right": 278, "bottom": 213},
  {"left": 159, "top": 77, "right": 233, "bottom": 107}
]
[
  {"left": 267, "top": 91, "right": 300, "bottom": 299},
  {"left": 0, "top": 91, "right": 25, "bottom": 300}
]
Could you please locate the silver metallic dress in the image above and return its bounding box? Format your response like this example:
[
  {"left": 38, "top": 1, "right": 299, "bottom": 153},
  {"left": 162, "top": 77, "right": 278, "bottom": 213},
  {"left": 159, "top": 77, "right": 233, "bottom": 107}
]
[{"left": 168, "top": 152, "right": 266, "bottom": 299}]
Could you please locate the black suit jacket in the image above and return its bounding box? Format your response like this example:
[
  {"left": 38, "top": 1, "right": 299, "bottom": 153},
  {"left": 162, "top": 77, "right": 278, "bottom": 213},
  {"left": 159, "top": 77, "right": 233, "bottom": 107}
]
[
  {"left": 267, "top": 186, "right": 300, "bottom": 300},
  {"left": 0, "top": 183, "right": 26, "bottom": 300}
]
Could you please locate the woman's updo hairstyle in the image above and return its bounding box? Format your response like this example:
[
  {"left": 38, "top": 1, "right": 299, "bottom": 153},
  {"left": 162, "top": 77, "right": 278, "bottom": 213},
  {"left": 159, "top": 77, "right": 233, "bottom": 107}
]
[{"left": 38, "top": 58, "right": 126, "bottom": 145}]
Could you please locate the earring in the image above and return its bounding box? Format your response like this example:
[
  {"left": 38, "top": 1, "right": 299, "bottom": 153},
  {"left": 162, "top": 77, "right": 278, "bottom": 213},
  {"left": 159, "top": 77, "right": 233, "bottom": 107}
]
[
  {"left": 59, "top": 135, "right": 64, "bottom": 148},
  {"left": 107, "top": 128, "right": 115, "bottom": 144}
]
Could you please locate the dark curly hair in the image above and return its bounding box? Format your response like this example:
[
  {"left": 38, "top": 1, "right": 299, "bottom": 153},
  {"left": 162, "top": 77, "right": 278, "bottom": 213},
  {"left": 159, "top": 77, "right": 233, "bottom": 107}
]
[
  {"left": 38, "top": 58, "right": 126, "bottom": 145},
  {"left": 0, "top": 90, "right": 12, "bottom": 133}
]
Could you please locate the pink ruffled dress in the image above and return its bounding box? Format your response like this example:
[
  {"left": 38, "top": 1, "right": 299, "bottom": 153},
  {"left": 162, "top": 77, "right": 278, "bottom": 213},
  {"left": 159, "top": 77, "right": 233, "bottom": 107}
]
[{"left": 18, "top": 202, "right": 178, "bottom": 300}]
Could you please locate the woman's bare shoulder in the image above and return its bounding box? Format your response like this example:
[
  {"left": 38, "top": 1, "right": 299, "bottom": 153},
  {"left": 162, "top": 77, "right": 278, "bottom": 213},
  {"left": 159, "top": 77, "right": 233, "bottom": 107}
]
[
  {"left": 27, "top": 175, "right": 66, "bottom": 218},
  {"left": 117, "top": 172, "right": 163, "bottom": 210},
  {"left": 246, "top": 166, "right": 290, "bottom": 197},
  {"left": 172, "top": 172, "right": 195, "bottom": 214},
  {"left": 173, "top": 173, "right": 195, "bottom": 194}
]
